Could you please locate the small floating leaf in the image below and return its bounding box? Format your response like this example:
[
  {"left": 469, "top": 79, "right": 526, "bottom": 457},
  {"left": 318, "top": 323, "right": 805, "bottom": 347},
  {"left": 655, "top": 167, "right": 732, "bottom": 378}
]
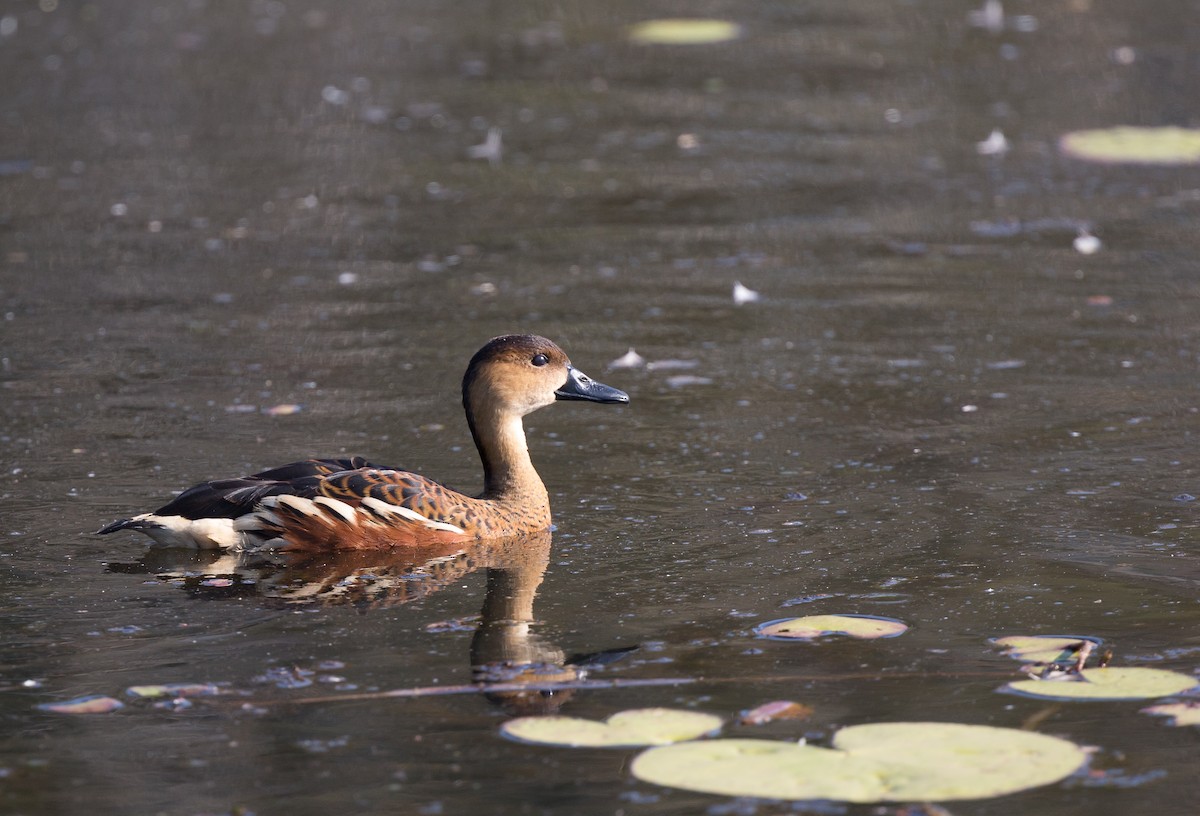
[
  {"left": 126, "top": 683, "right": 220, "bottom": 699},
  {"left": 1059, "top": 126, "right": 1200, "bottom": 165},
  {"left": 1141, "top": 701, "right": 1200, "bottom": 727},
  {"left": 38, "top": 695, "right": 124, "bottom": 714},
  {"left": 631, "top": 722, "right": 1086, "bottom": 803},
  {"left": 1005, "top": 667, "right": 1197, "bottom": 701},
  {"left": 739, "top": 700, "right": 813, "bottom": 726},
  {"left": 501, "top": 707, "right": 722, "bottom": 748},
  {"left": 992, "top": 635, "right": 1101, "bottom": 665},
  {"left": 628, "top": 19, "right": 742, "bottom": 45},
  {"left": 756, "top": 614, "right": 907, "bottom": 641}
]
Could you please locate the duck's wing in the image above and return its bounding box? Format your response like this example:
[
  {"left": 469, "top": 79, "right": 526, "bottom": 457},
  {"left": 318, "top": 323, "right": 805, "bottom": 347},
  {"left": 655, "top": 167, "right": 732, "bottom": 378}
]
[
  {"left": 246, "top": 467, "right": 477, "bottom": 552},
  {"left": 150, "top": 456, "right": 379, "bottom": 520},
  {"left": 317, "top": 468, "right": 475, "bottom": 524}
]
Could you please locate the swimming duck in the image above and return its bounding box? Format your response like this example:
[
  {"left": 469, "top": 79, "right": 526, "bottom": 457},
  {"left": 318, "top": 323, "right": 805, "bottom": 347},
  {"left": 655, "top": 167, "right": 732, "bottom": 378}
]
[{"left": 97, "top": 335, "right": 629, "bottom": 551}]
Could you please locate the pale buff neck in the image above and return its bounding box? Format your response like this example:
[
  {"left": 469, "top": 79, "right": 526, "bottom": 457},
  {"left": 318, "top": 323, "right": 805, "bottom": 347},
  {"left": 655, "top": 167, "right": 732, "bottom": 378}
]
[{"left": 469, "top": 407, "right": 549, "bottom": 503}]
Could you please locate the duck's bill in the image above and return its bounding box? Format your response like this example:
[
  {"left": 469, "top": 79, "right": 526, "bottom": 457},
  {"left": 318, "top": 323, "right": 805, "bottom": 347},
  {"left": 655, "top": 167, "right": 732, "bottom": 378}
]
[{"left": 555, "top": 365, "right": 630, "bottom": 404}]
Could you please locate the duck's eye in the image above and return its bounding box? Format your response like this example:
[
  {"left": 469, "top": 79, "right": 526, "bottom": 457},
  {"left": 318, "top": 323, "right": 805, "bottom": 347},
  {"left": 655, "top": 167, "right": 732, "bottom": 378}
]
[{"left": 531, "top": 353, "right": 550, "bottom": 367}]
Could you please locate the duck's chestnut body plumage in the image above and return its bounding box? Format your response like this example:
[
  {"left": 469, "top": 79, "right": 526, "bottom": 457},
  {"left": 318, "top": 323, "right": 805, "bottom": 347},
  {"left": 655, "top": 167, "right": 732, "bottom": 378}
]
[{"left": 97, "top": 335, "right": 628, "bottom": 551}]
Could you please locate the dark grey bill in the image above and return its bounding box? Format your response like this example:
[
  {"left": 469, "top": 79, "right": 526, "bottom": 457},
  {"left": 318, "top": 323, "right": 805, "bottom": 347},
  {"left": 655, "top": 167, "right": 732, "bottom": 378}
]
[{"left": 555, "top": 365, "right": 630, "bottom": 404}]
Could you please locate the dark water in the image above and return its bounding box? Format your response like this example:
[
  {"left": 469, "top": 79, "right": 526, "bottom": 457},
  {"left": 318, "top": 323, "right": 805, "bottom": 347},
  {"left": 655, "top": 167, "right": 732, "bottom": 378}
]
[{"left": 3, "top": 1, "right": 1199, "bottom": 814}]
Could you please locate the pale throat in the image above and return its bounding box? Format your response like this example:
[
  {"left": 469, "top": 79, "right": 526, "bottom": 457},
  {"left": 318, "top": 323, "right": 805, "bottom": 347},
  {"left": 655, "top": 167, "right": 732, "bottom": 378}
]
[{"left": 481, "top": 411, "right": 547, "bottom": 500}]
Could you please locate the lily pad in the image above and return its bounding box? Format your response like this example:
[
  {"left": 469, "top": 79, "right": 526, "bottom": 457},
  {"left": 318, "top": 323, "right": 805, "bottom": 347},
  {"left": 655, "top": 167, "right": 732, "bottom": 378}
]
[
  {"left": 37, "top": 695, "right": 124, "bottom": 714},
  {"left": 1059, "top": 126, "right": 1200, "bottom": 165},
  {"left": 500, "top": 707, "right": 723, "bottom": 748},
  {"left": 992, "top": 635, "right": 1101, "bottom": 665},
  {"left": 1004, "top": 667, "right": 1197, "bottom": 701},
  {"left": 1141, "top": 701, "right": 1200, "bottom": 727},
  {"left": 632, "top": 722, "right": 1086, "bottom": 803},
  {"left": 755, "top": 614, "right": 908, "bottom": 641},
  {"left": 628, "top": 19, "right": 742, "bottom": 45}
]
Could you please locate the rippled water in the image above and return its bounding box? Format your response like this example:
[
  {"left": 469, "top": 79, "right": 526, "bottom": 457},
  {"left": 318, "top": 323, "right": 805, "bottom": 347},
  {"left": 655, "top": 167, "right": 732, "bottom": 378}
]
[{"left": 3, "top": 2, "right": 1199, "bottom": 814}]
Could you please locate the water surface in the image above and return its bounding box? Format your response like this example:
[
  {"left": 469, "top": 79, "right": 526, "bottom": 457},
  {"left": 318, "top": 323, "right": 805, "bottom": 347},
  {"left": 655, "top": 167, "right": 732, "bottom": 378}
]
[{"left": 2, "top": 2, "right": 1199, "bottom": 814}]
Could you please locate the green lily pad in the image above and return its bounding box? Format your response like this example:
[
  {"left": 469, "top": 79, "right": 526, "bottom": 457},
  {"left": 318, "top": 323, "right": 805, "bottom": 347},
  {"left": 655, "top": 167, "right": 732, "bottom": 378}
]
[
  {"left": 500, "top": 707, "right": 723, "bottom": 748},
  {"left": 1059, "top": 126, "right": 1200, "bottom": 165},
  {"left": 628, "top": 19, "right": 742, "bottom": 45},
  {"left": 1005, "top": 667, "right": 1198, "bottom": 701},
  {"left": 755, "top": 614, "right": 908, "bottom": 641},
  {"left": 631, "top": 722, "right": 1086, "bottom": 803},
  {"left": 1141, "top": 701, "right": 1200, "bottom": 726},
  {"left": 37, "top": 695, "right": 125, "bottom": 714},
  {"left": 991, "top": 635, "right": 1101, "bottom": 665}
]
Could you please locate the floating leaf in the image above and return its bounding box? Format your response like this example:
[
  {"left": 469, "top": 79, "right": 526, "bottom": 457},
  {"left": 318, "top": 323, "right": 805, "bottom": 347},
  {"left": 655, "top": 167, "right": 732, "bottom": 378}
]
[
  {"left": 38, "top": 695, "right": 124, "bottom": 714},
  {"left": 126, "top": 683, "right": 220, "bottom": 699},
  {"left": 1004, "top": 667, "right": 1197, "bottom": 701},
  {"left": 992, "top": 635, "right": 1101, "bottom": 665},
  {"left": 632, "top": 722, "right": 1086, "bottom": 803},
  {"left": 1141, "top": 701, "right": 1200, "bottom": 727},
  {"left": 501, "top": 708, "right": 722, "bottom": 748},
  {"left": 1059, "top": 126, "right": 1200, "bottom": 165},
  {"left": 628, "top": 19, "right": 742, "bottom": 45},
  {"left": 756, "top": 614, "right": 907, "bottom": 641},
  {"left": 739, "top": 700, "right": 813, "bottom": 726}
]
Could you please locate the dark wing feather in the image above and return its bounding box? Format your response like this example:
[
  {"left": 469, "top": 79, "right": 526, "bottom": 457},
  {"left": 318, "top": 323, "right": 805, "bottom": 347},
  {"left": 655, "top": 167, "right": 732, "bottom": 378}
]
[{"left": 153, "top": 457, "right": 388, "bottom": 520}]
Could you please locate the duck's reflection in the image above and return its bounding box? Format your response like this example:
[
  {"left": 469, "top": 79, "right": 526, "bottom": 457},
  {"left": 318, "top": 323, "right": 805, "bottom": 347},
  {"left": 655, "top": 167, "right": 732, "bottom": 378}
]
[{"left": 107, "top": 530, "right": 627, "bottom": 714}]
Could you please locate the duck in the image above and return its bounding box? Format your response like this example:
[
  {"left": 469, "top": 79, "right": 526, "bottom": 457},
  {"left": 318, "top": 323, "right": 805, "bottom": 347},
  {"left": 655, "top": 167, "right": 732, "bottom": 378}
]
[{"left": 97, "top": 334, "right": 629, "bottom": 552}]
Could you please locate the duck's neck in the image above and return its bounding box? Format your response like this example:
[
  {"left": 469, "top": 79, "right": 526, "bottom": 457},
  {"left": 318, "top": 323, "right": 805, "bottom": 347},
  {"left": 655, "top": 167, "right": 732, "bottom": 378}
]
[{"left": 469, "top": 406, "right": 549, "bottom": 504}]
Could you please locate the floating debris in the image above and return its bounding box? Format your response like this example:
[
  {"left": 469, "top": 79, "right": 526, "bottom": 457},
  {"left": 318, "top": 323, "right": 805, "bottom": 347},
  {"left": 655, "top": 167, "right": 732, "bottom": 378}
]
[
  {"left": 466, "top": 127, "right": 503, "bottom": 166},
  {"left": 1073, "top": 229, "right": 1102, "bottom": 255},
  {"left": 254, "top": 666, "right": 315, "bottom": 689},
  {"left": 425, "top": 616, "right": 480, "bottom": 633},
  {"left": 1142, "top": 701, "right": 1200, "bottom": 727},
  {"left": 321, "top": 85, "right": 350, "bottom": 106},
  {"left": 646, "top": 359, "right": 699, "bottom": 371},
  {"left": 732, "top": 280, "right": 761, "bottom": 305},
  {"left": 263, "top": 404, "right": 303, "bottom": 417},
  {"left": 608, "top": 348, "right": 646, "bottom": 370},
  {"left": 628, "top": 19, "right": 742, "bottom": 45},
  {"left": 975, "top": 128, "right": 1010, "bottom": 156},
  {"left": 38, "top": 695, "right": 124, "bottom": 714},
  {"left": 967, "top": 0, "right": 1004, "bottom": 33},
  {"left": 1060, "top": 126, "right": 1200, "bottom": 165},
  {"left": 126, "top": 683, "right": 220, "bottom": 699},
  {"left": 739, "top": 700, "right": 813, "bottom": 726},
  {"left": 665, "top": 375, "right": 713, "bottom": 389}
]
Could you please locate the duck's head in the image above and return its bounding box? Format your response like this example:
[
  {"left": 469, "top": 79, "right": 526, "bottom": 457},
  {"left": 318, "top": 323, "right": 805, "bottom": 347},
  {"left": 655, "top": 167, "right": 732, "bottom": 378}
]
[{"left": 463, "top": 334, "right": 629, "bottom": 418}]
